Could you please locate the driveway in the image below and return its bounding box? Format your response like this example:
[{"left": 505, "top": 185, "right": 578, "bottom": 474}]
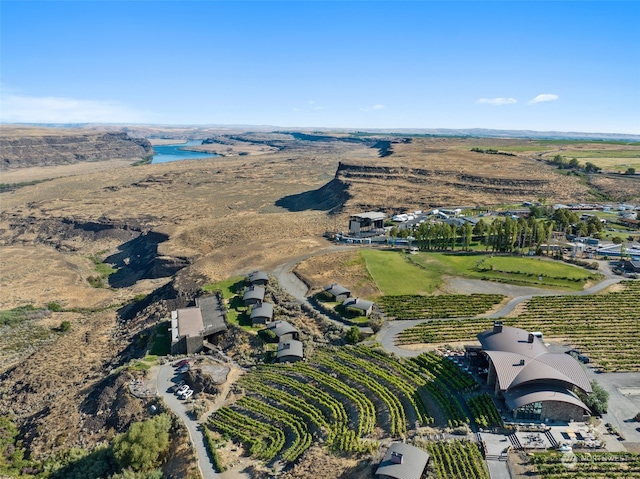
[{"left": 157, "top": 363, "right": 220, "bottom": 479}]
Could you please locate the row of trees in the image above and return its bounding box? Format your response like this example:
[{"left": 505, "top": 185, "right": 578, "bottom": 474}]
[
  {"left": 550, "top": 154, "right": 601, "bottom": 173},
  {"left": 394, "top": 207, "right": 606, "bottom": 253}
]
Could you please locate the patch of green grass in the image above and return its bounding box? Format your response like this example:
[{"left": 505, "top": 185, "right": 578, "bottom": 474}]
[
  {"left": 0, "top": 305, "right": 42, "bottom": 327},
  {"left": 412, "top": 252, "right": 599, "bottom": 291},
  {"left": 149, "top": 321, "right": 171, "bottom": 356},
  {"left": 359, "top": 249, "right": 445, "bottom": 295},
  {"left": 203, "top": 276, "right": 245, "bottom": 299}
]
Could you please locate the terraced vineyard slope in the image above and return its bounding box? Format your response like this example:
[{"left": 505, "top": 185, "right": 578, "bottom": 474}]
[{"left": 397, "top": 281, "right": 640, "bottom": 372}]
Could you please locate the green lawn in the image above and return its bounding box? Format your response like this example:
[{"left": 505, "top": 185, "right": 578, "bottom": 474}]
[
  {"left": 411, "top": 252, "right": 600, "bottom": 291},
  {"left": 202, "top": 276, "right": 257, "bottom": 333},
  {"left": 359, "top": 250, "right": 600, "bottom": 294},
  {"left": 359, "top": 249, "right": 445, "bottom": 295}
]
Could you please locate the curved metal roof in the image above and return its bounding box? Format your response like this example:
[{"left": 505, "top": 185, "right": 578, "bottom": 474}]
[
  {"left": 243, "top": 285, "right": 265, "bottom": 301},
  {"left": 248, "top": 270, "right": 269, "bottom": 283},
  {"left": 250, "top": 302, "right": 274, "bottom": 319},
  {"left": 479, "top": 326, "right": 592, "bottom": 394},
  {"left": 324, "top": 283, "right": 351, "bottom": 297},
  {"left": 503, "top": 383, "right": 591, "bottom": 413},
  {"left": 276, "top": 339, "right": 304, "bottom": 359},
  {"left": 266, "top": 320, "right": 298, "bottom": 337}
]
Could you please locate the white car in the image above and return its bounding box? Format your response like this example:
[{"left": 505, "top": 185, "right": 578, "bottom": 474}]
[
  {"left": 180, "top": 388, "right": 193, "bottom": 400},
  {"left": 176, "top": 385, "right": 189, "bottom": 395}
]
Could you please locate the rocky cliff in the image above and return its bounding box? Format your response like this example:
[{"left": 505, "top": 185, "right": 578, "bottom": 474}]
[{"left": 0, "top": 131, "right": 153, "bottom": 170}]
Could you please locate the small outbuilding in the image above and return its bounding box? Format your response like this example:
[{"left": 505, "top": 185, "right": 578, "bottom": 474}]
[
  {"left": 276, "top": 339, "right": 304, "bottom": 363},
  {"left": 375, "top": 443, "right": 430, "bottom": 479},
  {"left": 248, "top": 270, "right": 269, "bottom": 286},
  {"left": 622, "top": 259, "right": 640, "bottom": 273},
  {"left": 343, "top": 297, "right": 375, "bottom": 317},
  {"left": 323, "top": 283, "right": 352, "bottom": 302},
  {"left": 265, "top": 320, "right": 299, "bottom": 341},
  {"left": 250, "top": 302, "right": 274, "bottom": 325},
  {"left": 243, "top": 285, "right": 265, "bottom": 307}
]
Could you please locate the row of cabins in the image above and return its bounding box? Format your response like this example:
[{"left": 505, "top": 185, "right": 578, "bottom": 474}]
[
  {"left": 244, "top": 271, "right": 304, "bottom": 363},
  {"left": 323, "top": 283, "right": 375, "bottom": 317}
]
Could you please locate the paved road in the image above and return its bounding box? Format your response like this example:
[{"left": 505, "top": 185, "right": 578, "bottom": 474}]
[{"left": 157, "top": 363, "right": 220, "bottom": 479}]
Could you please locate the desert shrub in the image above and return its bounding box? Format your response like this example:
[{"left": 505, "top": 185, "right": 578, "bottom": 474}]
[
  {"left": 59, "top": 321, "right": 71, "bottom": 332},
  {"left": 112, "top": 414, "right": 172, "bottom": 472},
  {"left": 345, "top": 325, "right": 361, "bottom": 344},
  {"left": 47, "top": 301, "right": 63, "bottom": 312}
]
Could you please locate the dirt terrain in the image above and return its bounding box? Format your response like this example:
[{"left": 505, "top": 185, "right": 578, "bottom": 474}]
[{"left": 1, "top": 126, "right": 638, "bottom": 477}]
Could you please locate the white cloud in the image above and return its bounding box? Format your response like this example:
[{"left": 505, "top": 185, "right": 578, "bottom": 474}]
[
  {"left": 0, "top": 93, "right": 154, "bottom": 123},
  {"left": 476, "top": 97, "right": 517, "bottom": 106},
  {"left": 528, "top": 93, "right": 559, "bottom": 105},
  {"left": 360, "top": 104, "right": 386, "bottom": 112}
]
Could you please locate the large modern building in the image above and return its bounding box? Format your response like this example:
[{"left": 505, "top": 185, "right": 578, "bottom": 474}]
[
  {"left": 349, "top": 211, "right": 386, "bottom": 237},
  {"left": 478, "top": 322, "right": 592, "bottom": 422},
  {"left": 170, "top": 294, "right": 228, "bottom": 355}
]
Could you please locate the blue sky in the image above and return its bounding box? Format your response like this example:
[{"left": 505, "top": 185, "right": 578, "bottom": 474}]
[{"left": 1, "top": 1, "right": 638, "bottom": 133}]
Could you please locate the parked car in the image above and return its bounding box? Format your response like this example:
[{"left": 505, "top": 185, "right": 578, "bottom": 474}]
[
  {"left": 169, "top": 380, "right": 185, "bottom": 393},
  {"left": 180, "top": 389, "right": 193, "bottom": 400},
  {"left": 176, "top": 385, "right": 189, "bottom": 395},
  {"left": 174, "top": 359, "right": 189, "bottom": 368},
  {"left": 177, "top": 365, "right": 190, "bottom": 374}
]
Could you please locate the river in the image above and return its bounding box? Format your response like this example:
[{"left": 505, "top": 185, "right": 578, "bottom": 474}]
[{"left": 151, "top": 141, "right": 218, "bottom": 164}]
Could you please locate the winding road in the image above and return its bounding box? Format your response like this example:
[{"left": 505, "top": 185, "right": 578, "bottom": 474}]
[{"left": 157, "top": 248, "right": 625, "bottom": 478}]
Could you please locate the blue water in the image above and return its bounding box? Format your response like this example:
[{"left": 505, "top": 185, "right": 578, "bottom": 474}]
[{"left": 151, "top": 141, "right": 218, "bottom": 164}]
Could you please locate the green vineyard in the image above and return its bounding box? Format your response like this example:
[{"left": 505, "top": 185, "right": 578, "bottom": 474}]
[
  {"left": 207, "top": 346, "right": 499, "bottom": 464},
  {"left": 420, "top": 440, "right": 490, "bottom": 479},
  {"left": 396, "top": 281, "right": 640, "bottom": 372},
  {"left": 381, "top": 294, "right": 505, "bottom": 319},
  {"left": 531, "top": 451, "right": 640, "bottom": 478}
]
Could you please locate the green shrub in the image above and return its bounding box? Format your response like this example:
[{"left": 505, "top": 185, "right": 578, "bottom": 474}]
[
  {"left": 59, "top": 321, "right": 72, "bottom": 332},
  {"left": 112, "top": 414, "right": 172, "bottom": 472}
]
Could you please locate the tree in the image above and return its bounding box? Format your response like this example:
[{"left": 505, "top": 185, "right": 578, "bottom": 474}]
[
  {"left": 345, "top": 326, "right": 361, "bottom": 344},
  {"left": 625, "top": 167, "right": 636, "bottom": 175},
  {"left": 611, "top": 236, "right": 623, "bottom": 244},
  {"left": 584, "top": 162, "right": 601, "bottom": 173},
  {"left": 577, "top": 380, "right": 609, "bottom": 416},
  {"left": 568, "top": 158, "right": 580, "bottom": 169},
  {"left": 112, "top": 414, "right": 172, "bottom": 472}
]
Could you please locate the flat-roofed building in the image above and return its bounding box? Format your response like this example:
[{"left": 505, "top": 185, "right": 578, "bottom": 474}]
[
  {"left": 478, "top": 322, "right": 592, "bottom": 422},
  {"left": 349, "top": 211, "right": 386, "bottom": 237},
  {"left": 170, "top": 294, "right": 228, "bottom": 355}
]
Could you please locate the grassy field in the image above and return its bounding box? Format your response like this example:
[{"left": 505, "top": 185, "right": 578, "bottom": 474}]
[
  {"left": 360, "top": 249, "right": 445, "bottom": 295},
  {"left": 149, "top": 321, "right": 171, "bottom": 356},
  {"left": 359, "top": 250, "right": 600, "bottom": 293}
]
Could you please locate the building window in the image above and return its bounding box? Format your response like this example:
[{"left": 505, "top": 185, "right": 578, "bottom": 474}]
[{"left": 516, "top": 402, "right": 543, "bottom": 420}]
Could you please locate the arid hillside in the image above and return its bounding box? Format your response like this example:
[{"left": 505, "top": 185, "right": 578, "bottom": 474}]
[{"left": 0, "top": 126, "right": 153, "bottom": 170}]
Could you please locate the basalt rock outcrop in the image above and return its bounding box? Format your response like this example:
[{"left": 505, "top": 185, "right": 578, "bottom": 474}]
[{"left": 0, "top": 131, "right": 153, "bottom": 169}]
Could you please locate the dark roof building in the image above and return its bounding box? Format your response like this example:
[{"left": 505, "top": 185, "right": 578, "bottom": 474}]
[
  {"left": 276, "top": 339, "right": 304, "bottom": 363},
  {"left": 323, "top": 283, "right": 352, "bottom": 302},
  {"left": 250, "top": 302, "right": 274, "bottom": 325},
  {"left": 243, "top": 285, "right": 265, "bottom": 306},
  {"left": 170, "top": 293, "right": 229, "bottom": 355},
  {"left": 248, "top": 270, "right": 269, "bottom": 286},
  {"left": 375, "top": 442, "right": 430, "bottom": 479},
  {"left": 196, "top": 295, "right": 228, "bottom": 335},
  {"left": 265, "top": 320, "right": 299, "bottom": 341},
  {"left": 343, "top": 297, "right": 375, "bottom": 317},
  {"left": 478, "top": 323, "right": 592, "bottom": 422}
]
